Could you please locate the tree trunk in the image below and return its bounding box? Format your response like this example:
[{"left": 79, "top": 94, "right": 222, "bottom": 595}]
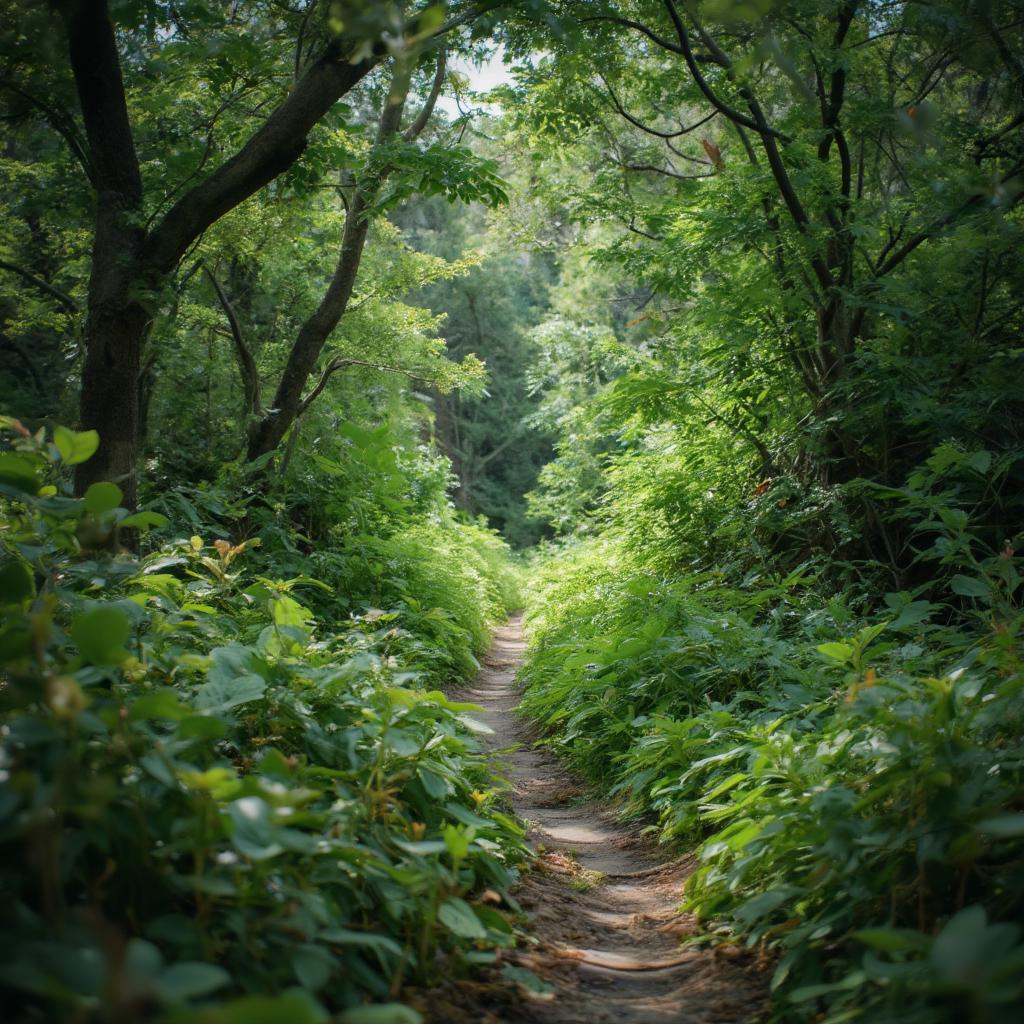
[
  {"left": 60, "top": 0, "right": 147, "bottom": 501},
  {"left": 57, "top": 0, "right": 383, "bottom": 501},
  {"left": 245, "top": 57, "right": 424, "bottom": 460},
  {"left": 246, "top": 190, "right": 375, "bottom": 458},
  {"left": 76, "top": 288, "right": 149, "bottom": 504}
]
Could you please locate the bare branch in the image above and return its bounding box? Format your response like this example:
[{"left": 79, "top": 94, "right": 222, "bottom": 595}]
[
  {"left": 297, "top": 355, "right": 439, "bottom": 416},
  {"left": 624, "top": 162, "right": 712, "bottom": 180},
  {"left": 875, "top": 165, "right": 1024, "bottom": 277},
  {"left": 1, "top": 83, "right": 94, "bottom": 184}
]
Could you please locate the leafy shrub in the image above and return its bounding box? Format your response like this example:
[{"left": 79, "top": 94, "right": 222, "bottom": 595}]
[
  {"left": 146, "top": 420, "right": 523, "bottom": 689},
  {"left": 520, "top": 456, "right": 1024, "bottom": 1022},
  {"left": 0, "top": 420, "right": 526, "bottom": 1023}
]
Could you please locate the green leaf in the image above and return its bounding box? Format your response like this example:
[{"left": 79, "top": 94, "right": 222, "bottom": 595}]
[
  {"left": 789, "top": 971, "right": 867, "bottom": 1002},
  {"left": 338, "top": 1005, "right": 423, "bottom": 1024},
  {"left": 206, "top": 992, "right": 328, "bottom": 1024},
  {"left": 929, "top": 905, "right": 989, "bottom": 977},
  {"left": 84, "top": 481, "right": 123, "bottom": 514},
  {"left": 129, "top": 691, "right": 191, "bottom": 722},
  {"left": 319, "top": 929, "right": 403, "bottom": 957},
  {"left": 53, "top": 425, "right": 99, "bottom": 465},
  {"left": 501, "top": 965, "right": 554, "bottom": 997},
  {"left": 950, "top": 575, "right": 990, "bottom": 599},
  {"left": 71, "top": 606, "right": 131, "bottom": 664},
  {"left": 418, "top": 767, "right": 451, "bottom": 799},
  {"left": 120, "top": 510, "right": 169, "bottom": 529},
  {"left": 0, "top": 452, "right": 39, "bottom": 493},
  {"left": 0, "top": 559, "right": 34, "bottom": 605},
  {"left": 733, "top": 887, "right": 798, "bottom": 924},
  {"left": 195, "top": 644, "right": 267, "bottom": 712},
  {"left": 194, "top": 672, "right": 265, "bottom": 713},
  {"left": 438, "top": 897, "right": 486, "bottom": 939},
  {"left": 964, "top": 450, "right": 992, "bottom": 474},
  {"left": 976, "top": 814, "right": 1024, "bottom": 837},
  {"left": 816, "top": 641, "right": 853, "bottom": 663},
  {"left": 442, "top": 824, "right": 471, "bottom": 863},
  {"left": 291, "top": 945, "right": 334, "bottom": 992},
  {"left": 227, "top": 797, "right": 283, "bottom": 860},
  {"left": 853, "top": 928, "right": 931, "bottom": 953},
  {"left": 888, "top": 600, "right": 935, "bottom": 631},
  {"left": 155, "top": 962, "right": 231, "bottom": 1002}
]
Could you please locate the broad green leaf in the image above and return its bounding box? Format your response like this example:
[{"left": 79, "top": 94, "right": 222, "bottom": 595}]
[
  {"left": 338, "top": 1006, "right": 423, "bottom": 1024},
  {"left": 501, "top": 964, "right": 554, "bottom": 997},
  {"left": 71, "top": 607, "right": 131, "bottom": 664},
  {"left": 227, "top": 797, "right": 284, "bottom": 860},
  {"left": 976, "top": 815, "right": 1024, "bottom": 837},
  {"left": 129, "top": 691, "right": 190, "bottom": 721},
  {"left": 319, "top": 929, "right": 403, "bottom": 957},
  {"left": 0, "top": 452, "right": 39, "bottom": 493},
  {"left": 194, "top": 672, "right": 265, "bottom": 713},
  {"left": 53, "top": 426, "right": 99, "bottom": 465},
  {"left": 853, "top": 928, "right": 931, "bottom": 953},
  {"left": 950, "top": 575, "right": 990, "bottom": 599},
  {"left": 291, "top": 945, "right": 333, "bottom": 992},
  {"left": 83, "top": 481, "right": 122, "bottom": 514},
  {"left": 155, "top": 962, "right": 231, "bottom": 1002},
  {"left": 205, "top": 992, "right": 328, "bottom": 1024},
  {"left": 817, "top": 642, "right": 854, "bottom": 663},
  {"left": 438, "top": 897, "right": 486, "bottom": 939},
  {"left": 121, "top": 510, "right": 169, "bottom": 529}
]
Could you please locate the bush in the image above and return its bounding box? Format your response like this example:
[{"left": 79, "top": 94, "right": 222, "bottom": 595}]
[
  {"left": 0, "top": 420, "right": 526, "bottom": 1023},
  {"left": 520, "top": 475, "right": 1024, "bottom": 1021}
]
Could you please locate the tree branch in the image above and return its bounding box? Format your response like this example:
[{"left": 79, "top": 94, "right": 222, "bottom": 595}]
[
  {"left": 1, "top": 83, "right": 94, "bottom": 184},
  {"left": 203, "top": 265, "right": 262, "bottom": 418},
  {"left": 248, "top": 56, "right": 418, "bottom": 457},
  {"left": 144, "top": 45, "right": 380, "bottom": 275},
  {"left": 582, "top": 14, "right": 682, "bottom": 54},
  {"left": 624, "top": 162, "right": 712, "bottom": 180},
  {"left": 58, "top": 0, "right": 143, "bottom": 207},
  {"left": 0, "top": 258, "right": 78, "bottom": 313},
  {"left": 600, "top": 74, "right": 714, "bottom": 139},
  {"left": 873, "top": 178, "right": 1020, "bottom": 279},
  {"left": 404, "top": 46, "right": 447, "bottom": 141},
  {"left": 660, "top": 0, "right": 788, "bottom": 140},
  {"left": 297, "top": 355, "right": 439, "bottom": 416}
]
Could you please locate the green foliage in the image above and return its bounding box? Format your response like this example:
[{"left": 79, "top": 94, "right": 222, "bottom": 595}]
[
  {"left": 521, "top": 471, "right": 1024, "bottom": 1020},
  {"left": 392, "top": 189, "right": 557, "bottom": 548},
  {"left": 0, "top": 422, "right": 526, "bottom": 1023}
]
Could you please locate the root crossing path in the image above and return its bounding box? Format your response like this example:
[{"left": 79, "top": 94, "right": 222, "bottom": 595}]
[{"left": 463, "top": 616, "right": 767, "bottom": 1024}]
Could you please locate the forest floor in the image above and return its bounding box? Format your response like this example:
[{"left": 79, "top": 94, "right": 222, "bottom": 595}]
[{"left": 416, "top": 616, "right": 769, "bottom": 1023}]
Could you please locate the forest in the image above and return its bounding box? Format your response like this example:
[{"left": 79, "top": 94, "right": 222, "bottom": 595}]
[{"left": 0, "top": 1, "right": 1022, "bottom": 1022}]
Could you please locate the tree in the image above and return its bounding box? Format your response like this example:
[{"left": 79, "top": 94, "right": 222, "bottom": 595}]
[
  {"left": 393, "top": 191, "right": 557, "bottom": 545},
  {"left": 502, "top": 1, "right": 1024, "bottom": 503},
  {"left": 25, "top": 0, "right": 485, "bottom": 504}
]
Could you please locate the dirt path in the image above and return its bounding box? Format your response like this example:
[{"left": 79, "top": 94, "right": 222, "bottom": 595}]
[{"left": 458, "top": 616, "right": 767, "bottom": 1024}]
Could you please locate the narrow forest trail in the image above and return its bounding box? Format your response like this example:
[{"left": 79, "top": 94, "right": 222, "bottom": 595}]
[{"left": 453, "top": 616, "right": 768, "bottom": 1024}]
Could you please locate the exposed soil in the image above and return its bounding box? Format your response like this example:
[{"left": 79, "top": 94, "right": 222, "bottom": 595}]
[{"left": 425, "top": 616, "right": 769, "bottom": 1024}]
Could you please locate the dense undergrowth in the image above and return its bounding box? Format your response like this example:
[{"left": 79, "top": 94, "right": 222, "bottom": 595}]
[
  {"left": 521, "top": 446, "right": 1024, "bottom": 1022},
  {"left": 0, "top": 419, "right": 525, "bottom": 1024}
]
